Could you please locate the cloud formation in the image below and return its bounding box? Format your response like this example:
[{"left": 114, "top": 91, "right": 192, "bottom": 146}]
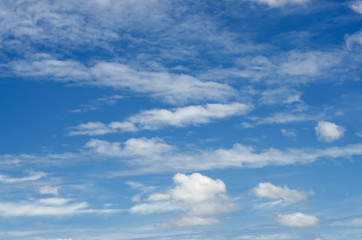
[
  {"left": 130, "top": 173, "right": 236, "bottom": 227},
  {"left": 315, "top": 121, "right": 345, "bottom": 142},
  {"left": 86, "top": 137, "right": 362, "bottom": 173},
  {"left": 70, "top": 103, "right": 252, "bottom": 135},
  {"left": 251, "top": 182, "right": 309, "bottom": 203},
  {"left": 10, "top": 57, "right": 236, "bottom": 104},
  {"left": 273, "top": 212, "right": 320, "bottom": 228},
  {"left": 250, "top": 0, "right": 309, "bottom": 8}
]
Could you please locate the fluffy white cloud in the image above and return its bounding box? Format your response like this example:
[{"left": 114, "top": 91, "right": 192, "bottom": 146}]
[
  {"left": 70, "top": 103, "right": 252, "bottom": 135},
  {"left": 39, "top": 185, "right": 59, "bottom": 196},
  {"left": 315, "top": 121, "right": 345, "bottom": 142},
  {"left": 273, "top": 212, "right": 320, "bottom": 228},
  {"left": 350, "top": 1, "right": 362, "bottom": 14},
  {"left": 251, "top": 182, "right": 309, "bottom": 203},
  {"left": 131, "top": 173, "right": 236, "bottom": 227},
  {"left": 250, "top": 0, "right": 309, "bottom": 8},
  {"left": 86, "top": 137, "right": 362, "bottom": 173}
]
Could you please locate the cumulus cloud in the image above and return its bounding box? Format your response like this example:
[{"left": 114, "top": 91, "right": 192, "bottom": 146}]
[
  {"left": 315, "top": 121, "right": 345, "bottom": 142},
  {"left": 273, "top": 212, "right": 320, "bottom": 228},
  {"left": 70, "top": 103, "right": 252, "bottom": 135},
  {"left": 250, "top": 0, "right": 309, "bottom": 8},
  {"left": 86, "top": 137, "right": 362, "bottom": 173},
  {"left": 130, "top": 173, "right": 236, "bottom": 227},
  {"left": 251, "top": 182, "right": 309, "bottom": 203},
  {"left": 350, "top": 1, "right": 362, "bottom": 14},
  {"left": 39, "top": 185, "right": 59, "bottom": 196}
]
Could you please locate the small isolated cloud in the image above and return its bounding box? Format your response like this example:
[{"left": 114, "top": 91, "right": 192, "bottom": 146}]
[
  {"left": 250, "top": 0, "right": 309, "bottom": 8},
  {"left": 274, "top": 212, "right": 320, "bottom": 228},
  {"left": 39, "top": 185, "right": 59, "bottom": 196},
  {"left": 251, "top": 182, "right": 309, "bottom": 203},
  {"left": 350, "top": 1, "right": 362, "bottom": 14},
  {"left": 70, "top": 103, "right": 252, "bottom": 135},
  {"left": 281, "top": 129, "right": 297, "bottom": 138},
  {"left": 260, "top": 87, "right": 301, "bottom": 105},
  {"left": 130, "top": 173, "right": 236, "bottom": 227},
  {"left": 315, "top": 121, "right": 345, "bottom": 142}
]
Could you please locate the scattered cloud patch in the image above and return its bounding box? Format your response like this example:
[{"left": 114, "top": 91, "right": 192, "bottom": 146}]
[
  {"left": 281, "top": 128, "right": 297, "bottom": 138},
  {"left": 242, "top": 112, "right": 320, "bottom": 128},
  {"left": 131, "top": 173, "right": 236, "bottom": 227},
  {"left": 315, "top": 121, "right": 345, "bottom": 142},
  {"left": 39, "top": 185, "right": 59, "bottom": 196},
  {"left": 260, "top": 87, "right": 301, "bottom": 105},
  {"left": 235, "top": 233, "right": 296, "bottom": 240},
  {"left": 11, "top": 58, "right": 236, "bottom": 104},
  {"left": 70, "top": 103, "right": 252, "bottom": 135},
  {"left": 251, "top": 182, "right": 309, "bottom": 203},
  {"left": 87, "top": 138, "right": 362, "bottom": 173},
  {"left": 350, "top": 1, "right": 362, "bottom": 14},
  {"left": 250, "top": 0, "right": 309, "bottom": 8},
  {"left": 274, "top": 212, "right": 320, "bottom": 228}
]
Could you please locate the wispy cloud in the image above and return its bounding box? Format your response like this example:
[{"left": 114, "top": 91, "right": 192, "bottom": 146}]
[
  {"left": 86, "top": 137, "right": 362, "bottom": 173},
  {"left": 249, "top": 0, "right": 310, "bottom": 8},
  {"left": 10, "top": 57, "right": 236, "bottom": 104},
  {"left": 0, "top": 172, "right": 46, "bottom": 183},
  {"left": 70, "top": 103, "right": 252, "bottom": 135}
]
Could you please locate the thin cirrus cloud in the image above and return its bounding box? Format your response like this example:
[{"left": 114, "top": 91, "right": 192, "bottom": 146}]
[
  {"left": 251, "top": 182, "right": 310, "bottom": 203},
  {"left": 86, "top": 137, "right": 362, "bottom": 174},
  {"left": 0, "top": 172, "right": 46, "bottom": 183},
  {"left": 130, "top": 173, "right": 236, "bottom": 227},
  {"left": 249, "top": 0, "right": 310, "bottom": 8},
  {"left": 273, "top": 212, "right": 320, "bottom": 228},
  {"left": 10, "top": 56, "right": 236, "bottom": 104},
  {"left": 69, "top": 103, "right": 253, "bottom": 135},
  {"left": 315, "top": 121, "right": 345, "bottom": 143}
]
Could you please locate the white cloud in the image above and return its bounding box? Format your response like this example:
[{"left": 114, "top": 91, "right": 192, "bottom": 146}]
[
  {"left": 11, "top": 57, "right": 236, "bottom": 104},
  {"left": 0, "top": 200, "right": 87, "bottom": 217},
  {"left": 250, "top": 0, "right": 309, "bottom": 8},
  {"left": 86, "top": 137, "right": 362, "bottom": 173},
  {"left": 315, "top": 121, "right": 345, "bottom": 142},
  {"left": 260, "top": 87, "right": 301, "bottom": 105},
  {"left": 70, "top": 103, "right": 252, "bottom": 135},
  {"left": 0, "top": 171, "right": 46, "bottom": 183},
  {"left": 345, "top": 30, "right": 362, "bottom": 49},
  {"left": 281, "top": 128, "right": 297, "bottom": 138},
  {"left": 39, "top": 185, "right": 59, "bottom": 196},
  {"left": 251, "top": 182, "right": 309, "bottom": 203},
  {"left": 131, "top": 173, "right": 236, "bottom": 227},
  {"left": 350, "top": 1, "right": 362, "bottom": 14},
  {"left": 235, "top": 234, "right": 296, "bottom": 240},
  {"left": 242, "top": 112, "right": 320, "bottom": 128},
  {"left": 273, "top": 212, "right": 320, "bottom": 228}
]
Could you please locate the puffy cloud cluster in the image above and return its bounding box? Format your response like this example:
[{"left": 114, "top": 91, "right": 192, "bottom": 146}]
[
  {"left": 130, "top": 173, "right": 236, "bottom": 227},
  {"left": 251, "top": 182, "right": 309, "bottom": 203},
  {"left": 315, "top": 121, "right": 345, "bottom": 142}
]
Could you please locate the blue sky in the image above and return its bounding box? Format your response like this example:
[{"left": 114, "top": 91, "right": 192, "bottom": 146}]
[{"left": 1, "top": 0, "right": 362, "bottom": 239}]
